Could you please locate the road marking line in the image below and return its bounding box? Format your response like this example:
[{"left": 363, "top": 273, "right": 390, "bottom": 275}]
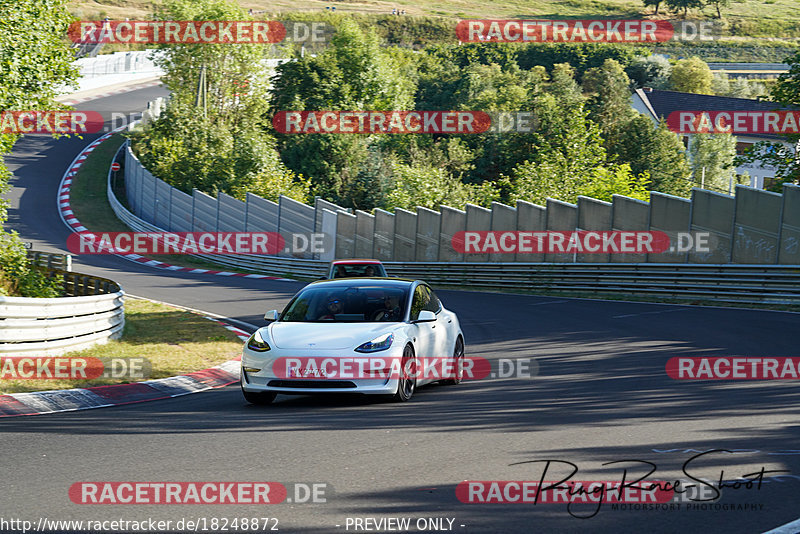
[{"left": 613, "top": 308, "right": 686, "bottom": 319}]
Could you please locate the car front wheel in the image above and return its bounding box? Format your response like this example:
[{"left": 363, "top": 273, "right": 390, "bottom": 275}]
[
  {"left": 443, "top": 337, "right": 464, "bottom": 385},
  {"left": 394, "top": 345, "right": 417, "bottom": 402}
]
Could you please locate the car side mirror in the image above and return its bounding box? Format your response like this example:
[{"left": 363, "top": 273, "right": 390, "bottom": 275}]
[
  {"left": 264, "top": 310, "right": 279, "bottom": 322},
  {"left": 414, "top": 310, "right": 436, "bottom": 323}
]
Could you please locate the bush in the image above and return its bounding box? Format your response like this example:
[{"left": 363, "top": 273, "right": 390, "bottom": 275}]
[
  {"left": 0, "top": 233, "right": 63, "bottom": 298},
  {"left": 385, "top": 162, "right": 499, "bottom": 211}
]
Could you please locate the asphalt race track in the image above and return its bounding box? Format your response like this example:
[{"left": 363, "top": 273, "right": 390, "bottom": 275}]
[{"left": 2, "top": 87, "right": 800, "bottom": 534}]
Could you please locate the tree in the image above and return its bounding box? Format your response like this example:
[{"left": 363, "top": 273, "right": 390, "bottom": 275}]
[
  {"left": 712, "top": 72, "right": 731, "bottom": 96},
  {"left": 508, "top": 157, "right": 650, "bottom": 205},
  {"left": 448, "top": 62, "right": 544, "bottom": 181},
  {"left": 689, "top": 133, "right": 738, "bottom": 193},
  {"left": 713, "top": 73, "right": 767, "bottom": 98},
  {"left": 271, "top": 19, "right": 416, "bottom": 202},
  {"left": 515, "top": 43, "right": 645, "bottom": 79},
  {"left": 728, "top": 78, "right": 766, "bottom": 99},
  {"left": 643, "top": 0, "right": 664, "bottom": 15},
  {"left": 385, "top": 162, "right": 499, "bottom": 211},
  {"left": 583, "top": 59, "right": 637, "bottom": 157},
  {"left": 153, "top": 0, "right": 272, "bottom": 127},
  {"left": 670, "top": 57, "right": 714, "bottom": 94},
  {"left": 506, "top": 64, "right": 612, "bottom": 204},
  {"left": 614, "top": 116, "right": 692, "bottom": 196},
  {"left": 0, "top": 0, "right": 76, "bottom": 296},
  {"left": 772, "top": 51, "right": 800, "bottom": 108},
  {"left": 132, "top": 0, "right": 307, "bottom": 202},
  {"left": 626, "top": 55, "right": 672, "bottom": 89},
  {"left": 580, "top": 165, "right": 651, "bottom": 203},
  {"left": 665, "top": 0, "right": 705, "bottom": 17},
  {"left": 706, "top": 0, "right": 731, "bottom": 19}
]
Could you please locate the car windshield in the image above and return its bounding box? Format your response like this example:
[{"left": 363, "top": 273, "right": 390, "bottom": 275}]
[
  {"left": 332, "top": 263, "right": 386, "bottom": 278},
  {"left": 280, "top": 285, "right": 407, "bottom": 322}
]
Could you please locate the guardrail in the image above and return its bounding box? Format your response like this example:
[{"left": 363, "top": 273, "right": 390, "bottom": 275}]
[
  {"left": 383, "top": 262, "right": 800, "bottom": 305},
  {"left": 76, "top": 50, "right": 163, "bottom": 79},
  {"left": 26, "top": 251, "right": 72, "bottom": 272},
  {"left": 0, "top": 292, "right": 125, "bottom": 356},
  {"left": 0, "top": 255, "right": 125, "bottom": 357}
]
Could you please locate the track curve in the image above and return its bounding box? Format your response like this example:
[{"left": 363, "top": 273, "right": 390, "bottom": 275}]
[{"left": 2, "top": 87, "right": 799, "bottom": 533}]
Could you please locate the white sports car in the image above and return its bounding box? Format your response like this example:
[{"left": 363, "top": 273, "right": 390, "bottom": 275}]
[{"left": 241, "top": 278, "right": 465, "bottom": 404}]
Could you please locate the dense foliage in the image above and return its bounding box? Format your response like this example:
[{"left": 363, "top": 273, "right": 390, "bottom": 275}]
[
  {"left": 133, "top": 3, "right": 799, "bottom": 213},
  {"left": 130, "top": 0, "right": 310, "bottom": 203},
  {"left": 0, "top": 0, "right": 73, "bottom": 297}
]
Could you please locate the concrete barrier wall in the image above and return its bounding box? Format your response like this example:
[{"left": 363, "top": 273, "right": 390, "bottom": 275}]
[
  {"left": 319, "top": 209, "right": 337, "bottom": 262},
  {"left": 610, "top": 195, "right": 650, "bottom": 263},
  {"left": 415, "top": 207, "right": 441, "bottom": 261},
  {"left": 439, "top": 206, "right": 466, "bottom": 262},
  {"left": 689, "top": 189, "right": 735, "bottom": 264},
  {"left": 154, "top": 178, "right": 172, "bottom": 230},
  {"left": 124, "top": 143, "right": 799, "bottom": 265},
  {"left": 140, "top": 171, "right": 156, "bottom": 224},
  {"left": 647, "top": 192, "right": 691, "bottom": 263},
  {"left": 192, "top": 189, "right": 218, "bottom": 232},
  {"left": 393, "top": 209, "right": 417, "bottom": 262},
  {"left": 217, "top": 193, "right": 246, "bottom": 232},
  {"left": 355, "top": 210, "right": 375, "bottom": 258},
  {"left": 546, "top": 199, "right": 578, "bottom": 263},
  {"left": 245, "top": 193, "right": 278, "bottom": 233},
  {"left": 490, "top": 201, "right": 516, "bottom": 262},
  {"left": 278, "top": 196, "right": 315, "bottom": 258},
  {"left": 516, "top": 200, "right": 546, "bottom": 262},
  {"left": 278, "top": 195, "right": 315, "bottom": 236},
  {"left": 732, "top": 186, "right": 782, "bottom": 264},
  {"left": 315, "top": 198, "right": 347, "bottom": 234},
  {"left": 577, "top": 196, "right": 612, "bottom": 263},
  {"left": 170, "top": 188, "right": 193, "bottom": 232},
  {"left": 373, "top": 209, "right": 395, "bottom": 261},
  {"left": 465, "top": 204, "right": 491, "bottom": 262},
  {"left": 335, "top": 211, "right": 357, "bottom": 259},
  {"left": 779, "top": 184, "right": 800, "bottom": 264}
]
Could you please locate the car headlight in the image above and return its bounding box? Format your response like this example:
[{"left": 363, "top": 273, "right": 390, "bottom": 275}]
[
  {"left": 247, "top": 330, "right": 271, "bottom": 352},
  {"left": 355, "top": 332, "right": 394, "bottom": 353}
]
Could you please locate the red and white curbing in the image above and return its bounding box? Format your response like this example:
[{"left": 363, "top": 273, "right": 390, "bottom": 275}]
[
  {"left": 0, "top": 320, "right": 250, "bottom": 418},
  {"left": 57, "top": 79, "right": 164, "bottom": 107},
  {"left": 56, "top": 129, "right": 294, "bottom": 281}
]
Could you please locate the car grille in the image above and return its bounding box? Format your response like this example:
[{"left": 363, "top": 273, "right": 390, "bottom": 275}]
[{"left": 267, "top": 380, "right": 358, "bottom": 389}]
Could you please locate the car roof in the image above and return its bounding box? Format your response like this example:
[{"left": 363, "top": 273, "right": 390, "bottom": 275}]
[
  {"left": 331, "top": 259, "right": 384, "bottom": 265},
  {"left": 308, "top": 278, "right": 416, "bottom": 289}
]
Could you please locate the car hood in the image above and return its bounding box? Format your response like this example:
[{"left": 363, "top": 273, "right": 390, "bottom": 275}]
[{"left": 268, "top": 322, "right": 400, "bottom": 350}]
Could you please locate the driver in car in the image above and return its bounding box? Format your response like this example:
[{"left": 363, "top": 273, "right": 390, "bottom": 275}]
[
  {"left": 318, "top": 296, "right": 344, "bottom": 320},
  {"left": 373, "top": 295, "right": 401, "bottom": 321}
]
